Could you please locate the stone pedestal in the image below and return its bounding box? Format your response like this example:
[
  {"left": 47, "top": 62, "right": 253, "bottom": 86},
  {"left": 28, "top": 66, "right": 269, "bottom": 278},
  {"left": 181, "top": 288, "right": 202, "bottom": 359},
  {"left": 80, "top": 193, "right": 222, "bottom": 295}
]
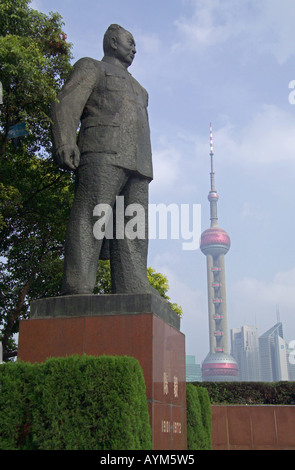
[{"left": 18, "top": 294, "right": 187, "bottom": 450}]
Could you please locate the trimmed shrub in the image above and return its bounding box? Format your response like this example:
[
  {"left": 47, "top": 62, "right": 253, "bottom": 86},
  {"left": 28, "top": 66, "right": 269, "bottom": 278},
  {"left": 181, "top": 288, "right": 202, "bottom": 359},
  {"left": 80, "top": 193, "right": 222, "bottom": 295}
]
[
  {"left": 0, "top": 355, "right": 152, "bottom": 450},
  {"left": 186, "top": 384, "right": 211, "bottom": 450},
  {"left": 192, "top": 381, "right": 295, "bottom": 405},
  {"left": 0, "top": 360, "right": 36, "bottom": 449},
  {"left": 197, "top": 386, "right": 211, "bottom": 441}
]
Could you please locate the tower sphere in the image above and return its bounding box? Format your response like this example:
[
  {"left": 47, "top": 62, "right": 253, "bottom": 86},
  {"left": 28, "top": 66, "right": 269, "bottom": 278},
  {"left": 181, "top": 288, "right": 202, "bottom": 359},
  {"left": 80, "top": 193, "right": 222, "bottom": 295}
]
[
  {"left": 208, "top": 191, "right": 219, "bottom": 202},
  {"left": 202, "top": 352, "right": 238, "bottom": 381},
  {"left": 200, "top": 227, "right": 231, "bottom": 257}
]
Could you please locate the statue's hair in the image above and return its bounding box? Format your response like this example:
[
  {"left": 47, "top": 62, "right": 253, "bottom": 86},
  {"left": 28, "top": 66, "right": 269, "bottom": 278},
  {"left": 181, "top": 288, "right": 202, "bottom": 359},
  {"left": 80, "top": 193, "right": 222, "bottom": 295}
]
[{"left": 103, "top": 24, "right": 125, "bottom": 54}]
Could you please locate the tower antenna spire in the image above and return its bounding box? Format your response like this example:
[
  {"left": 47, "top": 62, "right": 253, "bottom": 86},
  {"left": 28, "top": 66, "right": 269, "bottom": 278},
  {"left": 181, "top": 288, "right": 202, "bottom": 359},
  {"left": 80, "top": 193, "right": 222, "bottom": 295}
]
[
  {"left": 208, "top": 123, "right": 218, "bottom": 227},
  {"left": 210, "top": 122, "right": 214, "bottom": 156},
  {"left": 209, "top": 123, "right": 215, "bottom": 192}
]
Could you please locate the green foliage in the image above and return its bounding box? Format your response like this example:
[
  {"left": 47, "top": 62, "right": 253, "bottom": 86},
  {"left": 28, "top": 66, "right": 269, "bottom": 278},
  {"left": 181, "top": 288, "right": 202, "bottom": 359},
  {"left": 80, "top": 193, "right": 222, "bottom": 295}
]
[
  {"left": 95, "top": 262, "right": 183, "bottom": 317},
  {"left": 94, "top": 260, "right": 113, "bottom": 295},
  {"left": 193, "top": 381, "right": 295, "bottom": 405},
  {"left": 147, "top": 267, "right": 183, "bottom": 317},
  {"left": 0, "top": 1, "right": 72, "bottom": 154},
  {"left": 0, "top": 152, "right": 75, "bottom": 357},
  {"left": 186, "top": 383, "right": 211, "bottom": 450},
  {"left": 0, "top": 360, "right": 38, "bottom": 449},
  {"left": 0, "top": 355, "right": 152, "bottom": 450},
  {"left": 147, "top": 267, "right": 169, "bottom": 297},
  {"left": 0, "top": 0, "right": 73, "bottom": 359}
]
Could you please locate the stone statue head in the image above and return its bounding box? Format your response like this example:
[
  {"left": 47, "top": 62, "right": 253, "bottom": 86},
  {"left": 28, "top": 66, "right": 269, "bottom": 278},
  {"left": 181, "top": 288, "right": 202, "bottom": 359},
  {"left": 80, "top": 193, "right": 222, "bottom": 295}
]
[{"left": 103, "top": 24, "right": 136, "bottom": 68}]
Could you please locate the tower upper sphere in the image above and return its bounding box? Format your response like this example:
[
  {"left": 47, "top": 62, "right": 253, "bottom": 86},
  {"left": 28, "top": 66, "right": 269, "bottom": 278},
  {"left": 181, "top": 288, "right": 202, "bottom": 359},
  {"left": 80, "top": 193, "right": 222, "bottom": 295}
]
[{"left": 200, "top": 227, "right": 231, "bottom": 256}]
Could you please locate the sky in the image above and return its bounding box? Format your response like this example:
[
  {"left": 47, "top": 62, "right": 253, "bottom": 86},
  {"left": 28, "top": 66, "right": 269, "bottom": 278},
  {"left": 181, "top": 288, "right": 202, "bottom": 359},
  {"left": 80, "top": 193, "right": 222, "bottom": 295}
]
[{"left": 30, "top": 0, "right": 295, "bottom": 364}]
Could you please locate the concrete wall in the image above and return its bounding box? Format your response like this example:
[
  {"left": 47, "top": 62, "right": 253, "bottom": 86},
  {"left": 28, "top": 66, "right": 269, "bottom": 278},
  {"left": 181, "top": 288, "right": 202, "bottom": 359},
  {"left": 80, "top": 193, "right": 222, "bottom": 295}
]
[{"left": 211, "top": 405, "right": 295, "bottom": 450}]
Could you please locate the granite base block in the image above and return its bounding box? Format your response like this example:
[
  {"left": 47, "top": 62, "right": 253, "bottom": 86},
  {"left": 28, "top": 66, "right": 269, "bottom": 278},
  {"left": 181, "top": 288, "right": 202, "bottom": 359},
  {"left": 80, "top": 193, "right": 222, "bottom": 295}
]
[
  {"left": 18, "top": 293, "right": 187, "bottom": 450},
  {"left": 29, "top": 293, "right": 180, "bottom": 330}
]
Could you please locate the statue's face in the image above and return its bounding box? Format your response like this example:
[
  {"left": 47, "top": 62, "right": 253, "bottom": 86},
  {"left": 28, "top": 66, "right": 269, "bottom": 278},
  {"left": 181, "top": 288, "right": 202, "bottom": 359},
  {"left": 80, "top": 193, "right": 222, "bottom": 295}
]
[{"left": 113, "top": 29, "right": 136, "bottom": 68}]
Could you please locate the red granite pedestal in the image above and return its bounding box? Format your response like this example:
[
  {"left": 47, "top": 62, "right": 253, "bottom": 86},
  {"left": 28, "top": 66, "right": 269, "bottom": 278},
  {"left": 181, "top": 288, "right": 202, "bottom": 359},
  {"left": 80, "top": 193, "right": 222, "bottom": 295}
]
[{"left": 18, "top": 294, "right": 187, "bottom": 450}]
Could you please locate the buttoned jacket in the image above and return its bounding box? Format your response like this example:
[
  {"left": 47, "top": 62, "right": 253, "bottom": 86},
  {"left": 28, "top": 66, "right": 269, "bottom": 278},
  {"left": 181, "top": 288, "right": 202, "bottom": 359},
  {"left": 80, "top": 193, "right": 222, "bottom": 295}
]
[{"left": 51, "top": 56, "right": 153, "bottom": 179}]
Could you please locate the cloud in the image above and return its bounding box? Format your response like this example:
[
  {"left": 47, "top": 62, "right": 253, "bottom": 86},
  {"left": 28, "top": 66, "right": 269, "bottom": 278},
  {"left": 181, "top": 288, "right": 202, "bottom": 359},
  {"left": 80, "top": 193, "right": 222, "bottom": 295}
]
[
  {"left": 174, "top": 0, "right": 295, "bottom": 64},
  {"left": 240, "top": 202, "right": 267, "bottom": 222},
  {"left": 150, "top": 144, "right": 182, "bottom": 195},
  {"left": 131, "top": 31, "right": 166, "bottom": 83},
  {"left": 174, "top": 0, "right": 246, "bottom": 49},
  {"left": 257, "top": 0, "right": 295, "bottom": 64},
  {"left": 211, "top": 105, "right": 295, "bottom": 167},
  {"left": 136, "top": 32, "right": 162, "bottom": 56},
  {"left": 229, "top": 267, "right": 295, "bottom": 339},
  {"left": 29, "top": 0, "right": 43, "bottom": 9}
]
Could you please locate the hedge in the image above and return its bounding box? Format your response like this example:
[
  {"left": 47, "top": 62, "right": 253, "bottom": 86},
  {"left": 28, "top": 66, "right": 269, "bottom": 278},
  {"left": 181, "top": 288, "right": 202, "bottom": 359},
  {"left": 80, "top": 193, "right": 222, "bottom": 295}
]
[
  {"left": 0, "top": 355, "right": 152, "bottom": 450},
  {"left": 192, "top": 381, "right": 295, "bottom": 405},
  {"left": 186, "top": 384, "right": 211, "bottom": 450}
]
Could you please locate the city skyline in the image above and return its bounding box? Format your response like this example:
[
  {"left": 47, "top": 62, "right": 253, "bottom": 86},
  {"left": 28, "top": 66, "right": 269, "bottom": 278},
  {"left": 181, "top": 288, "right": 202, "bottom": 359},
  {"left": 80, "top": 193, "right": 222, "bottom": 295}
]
[
  {"left": 188, "top": 319, "right": 293, "bottom": 382},
  {"left": 30, "top": 0, "right": 295, "bottom": 363}
]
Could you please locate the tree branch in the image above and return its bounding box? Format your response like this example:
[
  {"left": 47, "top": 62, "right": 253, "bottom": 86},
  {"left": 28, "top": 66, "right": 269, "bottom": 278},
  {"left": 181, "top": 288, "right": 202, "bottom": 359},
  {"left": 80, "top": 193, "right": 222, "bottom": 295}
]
[
  {"left": 1, "top": 275, "right": 34, "bottom": 355},
  {"left": 22, "top": 172, "right": 63, "bottom": 207}
]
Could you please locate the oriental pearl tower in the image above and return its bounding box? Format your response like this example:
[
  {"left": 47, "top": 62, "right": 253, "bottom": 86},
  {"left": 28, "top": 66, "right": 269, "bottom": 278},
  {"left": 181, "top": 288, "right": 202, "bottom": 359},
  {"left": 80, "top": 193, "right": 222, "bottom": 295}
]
[{"left": 200, "top": 124, "right": 238, "bottom": 381}]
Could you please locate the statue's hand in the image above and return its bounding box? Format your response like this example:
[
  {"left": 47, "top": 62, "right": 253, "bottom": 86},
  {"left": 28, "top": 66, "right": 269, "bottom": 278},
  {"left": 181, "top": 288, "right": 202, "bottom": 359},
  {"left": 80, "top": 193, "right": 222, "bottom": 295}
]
[{"left": 55, "top": 145, "right": 80, "bottom": 171}]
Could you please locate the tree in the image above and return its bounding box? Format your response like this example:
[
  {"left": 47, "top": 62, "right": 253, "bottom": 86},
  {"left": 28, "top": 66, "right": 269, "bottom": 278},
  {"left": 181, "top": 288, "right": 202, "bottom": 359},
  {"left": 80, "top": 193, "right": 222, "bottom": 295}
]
[
  {"left": 0, "top": 0, "right": 72, "bottom": 157},
  {"left": 95, "top": 263, "right": 183, "bottom": 317},
  {"left": 0, "top": 0, "right": 73, "bottom": 359},
  {"left": 147, "top": 267, "right": 183, "bottom": 317}
]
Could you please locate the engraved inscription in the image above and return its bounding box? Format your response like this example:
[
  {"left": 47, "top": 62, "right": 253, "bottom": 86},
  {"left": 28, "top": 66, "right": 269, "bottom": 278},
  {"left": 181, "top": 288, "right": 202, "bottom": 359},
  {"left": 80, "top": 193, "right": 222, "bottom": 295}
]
[
  {"left": 161, "top": 420, "right": 170, "bottom": 433},
  {"left": 173, "top": 376, "right": 179, "bottom": 398},
  {"left": 173, "top": 421, "right": 182, "bottom": 434},
  {"left": 163, "top": 371, "right": 169, "bottom": 395},
  {"left": 161, "top": 420, "right": 182, "bottom": 434}
]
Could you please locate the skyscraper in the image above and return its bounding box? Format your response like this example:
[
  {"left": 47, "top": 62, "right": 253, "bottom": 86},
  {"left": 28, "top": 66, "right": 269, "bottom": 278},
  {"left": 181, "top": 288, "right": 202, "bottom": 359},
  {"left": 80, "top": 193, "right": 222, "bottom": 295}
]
[
  {"left": 200, "top": 124, "right": 238, "bottom": 381},
  {"left": 259, "top": 322, "right": 289, "bottom": 381},
  {"left": 231, "top": 325, "right": 260, "bottom": 381},
  {"left": 186, "top": 355, "right": 202, "bottom": 382}
]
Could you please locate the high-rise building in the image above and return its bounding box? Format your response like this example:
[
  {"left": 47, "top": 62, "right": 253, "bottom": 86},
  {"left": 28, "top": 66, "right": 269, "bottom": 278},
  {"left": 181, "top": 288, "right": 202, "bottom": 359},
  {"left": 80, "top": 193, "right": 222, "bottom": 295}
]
[
  {"left": 200, "top": 124, "right": 239, "bottom": 382},
  {"left": 259, "top": 322, "right": 289, "bottom": 381},
  {"left": 231, "top": 325, "right": 260, "bottom": 381},
  {"left": 186, "top": 355, "right": 202, "bottom": 382},
  {"left": 287, "top": 344, "right": 295, "bottom": 380}
]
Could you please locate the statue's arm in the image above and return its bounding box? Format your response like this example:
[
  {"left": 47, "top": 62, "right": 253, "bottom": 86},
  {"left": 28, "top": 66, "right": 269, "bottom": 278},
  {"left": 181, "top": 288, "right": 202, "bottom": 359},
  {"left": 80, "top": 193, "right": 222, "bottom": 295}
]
[{"left": 50, "top": 58, "right": 98, "bottom": 170}]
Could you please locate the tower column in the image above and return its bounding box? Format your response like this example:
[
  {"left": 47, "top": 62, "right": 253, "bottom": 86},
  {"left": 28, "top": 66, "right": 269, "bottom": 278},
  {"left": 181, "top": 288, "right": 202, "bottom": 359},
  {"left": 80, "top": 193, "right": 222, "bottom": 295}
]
[
  {"left": 206, "top": 254, "right": 216, "bottom": 354},
  {"left": 218, "top": 254, "right": 229, "bottom": 354}
]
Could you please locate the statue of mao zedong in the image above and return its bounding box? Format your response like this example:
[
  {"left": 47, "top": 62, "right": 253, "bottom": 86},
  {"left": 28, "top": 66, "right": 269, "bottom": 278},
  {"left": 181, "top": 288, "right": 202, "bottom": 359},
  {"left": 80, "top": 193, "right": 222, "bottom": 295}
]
[{"left": 51, "top": 24, "right": 156, "bottom": 296}]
